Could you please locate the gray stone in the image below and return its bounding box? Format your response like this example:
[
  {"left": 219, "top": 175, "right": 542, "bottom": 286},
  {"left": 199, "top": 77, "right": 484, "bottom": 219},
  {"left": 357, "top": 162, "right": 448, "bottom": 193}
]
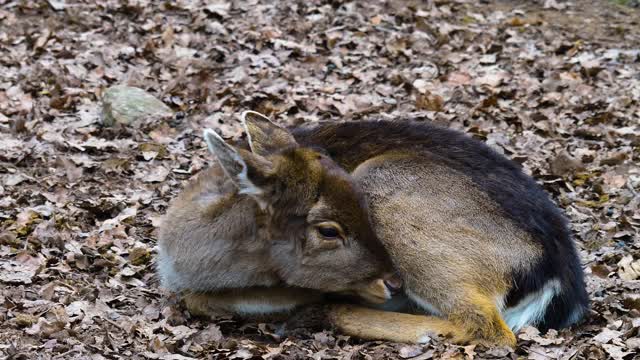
[{"left": 101, "top": 86, "right": 173, "bottom": 126}]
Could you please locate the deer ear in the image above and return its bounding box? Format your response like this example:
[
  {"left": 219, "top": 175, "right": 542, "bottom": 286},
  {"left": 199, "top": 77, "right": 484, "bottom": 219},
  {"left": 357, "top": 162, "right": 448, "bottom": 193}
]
[
  {"left": 241, "top": 111, "right": 298, "bottom": 156},
  {"left": 203, "top": 129, "right": 272, "bottom": 203}
]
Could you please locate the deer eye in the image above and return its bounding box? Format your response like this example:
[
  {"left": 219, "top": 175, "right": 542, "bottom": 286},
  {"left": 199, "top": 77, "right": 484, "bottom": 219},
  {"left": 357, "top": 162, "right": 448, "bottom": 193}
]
[{"left": 317, "top": 225, "right": 340, "bottom": 238}]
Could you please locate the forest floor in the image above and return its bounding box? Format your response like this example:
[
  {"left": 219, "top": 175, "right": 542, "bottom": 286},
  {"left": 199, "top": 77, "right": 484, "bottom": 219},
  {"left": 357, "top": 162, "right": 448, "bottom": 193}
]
[{"left": 1, "top": 0, "right": 640, "bottom": 359}]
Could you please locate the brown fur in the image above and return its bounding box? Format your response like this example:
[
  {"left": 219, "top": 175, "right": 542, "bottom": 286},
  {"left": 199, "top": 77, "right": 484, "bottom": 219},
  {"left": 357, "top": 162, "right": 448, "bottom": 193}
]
[
  {"left": 320, "top": 153, "right": 536, "bottom": 346},
  {"left": 244, "top": 114, "right": 563, "bottom": 347},
  {"left": 157, "top": 112, "right": 395, "bottom": 317},
  {"left": 160, "top": 111, "right": 585, "bottom": 347},
  {"left": 329, "top": 304, "right": 471, "bottom": 344},
  {"left": 183, "top": 287, "right": 323, "bottom": 318}
]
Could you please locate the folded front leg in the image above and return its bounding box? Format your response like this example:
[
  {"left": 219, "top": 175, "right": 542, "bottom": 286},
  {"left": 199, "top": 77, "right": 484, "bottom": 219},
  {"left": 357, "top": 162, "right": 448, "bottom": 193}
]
[
  {"left": 183, "top": 287, "right": 323, "bottom": 318},
  {"left": 328, "top": 304, "right": 469, "bottom": 344},
  {"left": 328, "top": 290, "right": 516, "bottom": 347}
]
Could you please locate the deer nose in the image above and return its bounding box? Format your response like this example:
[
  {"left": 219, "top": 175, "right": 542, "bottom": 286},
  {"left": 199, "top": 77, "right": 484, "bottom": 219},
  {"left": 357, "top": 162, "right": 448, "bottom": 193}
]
[{"left": 383, "top": 274, "right": 403, "bottom": 294}]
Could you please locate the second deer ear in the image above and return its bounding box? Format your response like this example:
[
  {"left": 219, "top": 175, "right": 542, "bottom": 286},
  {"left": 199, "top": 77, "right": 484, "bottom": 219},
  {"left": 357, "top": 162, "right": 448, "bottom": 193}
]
[
  {"left": 203, "top": 129, "right": 272, "bottom": 205},
  {"left": 242, "top": 111, "right": 298, "bottom": 156}
]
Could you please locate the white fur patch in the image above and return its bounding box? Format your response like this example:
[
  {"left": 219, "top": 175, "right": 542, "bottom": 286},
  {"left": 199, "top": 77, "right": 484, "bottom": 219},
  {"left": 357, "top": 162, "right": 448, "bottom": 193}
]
[
  {"left": 203, "top": 128, "right": 264, "bottom": 201},
  {"left": 405, "top": 289, "right": 443, "bottom": 316},
  {"left": 496, "top": 293, "right": 507, "bottom": 314},
  {"left": 503, "top": 279, "right": 561, "bottom": 331},
  {"left": 156, "top": 248, "right": 179, "bottom": 291},
  {"left": 232, "top": 301, "right": 297, "bottom": 315},
  {"left": 417, "top": 334, "right": 433, "bottom": 344},
  {"left": 236, "top": 164, "right": 263, "bottom": 197}
]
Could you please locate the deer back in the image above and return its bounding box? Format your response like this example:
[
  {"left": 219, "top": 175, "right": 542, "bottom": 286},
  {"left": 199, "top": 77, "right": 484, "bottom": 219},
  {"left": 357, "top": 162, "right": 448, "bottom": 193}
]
[{"left": 291, "top": 119, "right": 588, "bottom": 331}]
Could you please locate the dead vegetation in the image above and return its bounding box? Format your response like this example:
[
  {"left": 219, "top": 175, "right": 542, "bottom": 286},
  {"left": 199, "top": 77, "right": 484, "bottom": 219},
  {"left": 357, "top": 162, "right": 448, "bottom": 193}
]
[{"left": 0, "top": 0, "right": 639, "bottom": 358}]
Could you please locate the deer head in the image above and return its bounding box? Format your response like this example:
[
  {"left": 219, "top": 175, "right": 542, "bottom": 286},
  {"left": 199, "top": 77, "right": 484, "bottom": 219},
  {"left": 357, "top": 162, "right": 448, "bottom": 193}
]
[{"left": 202, "top": 111, "right": 395, "bottom": 303}]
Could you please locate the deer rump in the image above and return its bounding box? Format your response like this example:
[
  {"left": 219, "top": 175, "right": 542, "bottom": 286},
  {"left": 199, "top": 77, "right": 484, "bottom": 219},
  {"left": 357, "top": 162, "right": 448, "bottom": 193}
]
[{"left": 291, "top": 120, "right": 588, "bottom": 345}]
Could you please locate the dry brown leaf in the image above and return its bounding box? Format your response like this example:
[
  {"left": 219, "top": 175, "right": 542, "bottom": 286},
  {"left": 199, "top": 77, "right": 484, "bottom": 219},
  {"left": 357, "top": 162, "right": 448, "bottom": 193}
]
[
  {"left": 142, "top": 166, "right": 170, "bottom": 183},
  {"left": 399, "top": 345, "right": 424, "bottom": 358},
  {"left": 416, "top": 92, "right": 445, "bottom": 112},
  {"left": 617, "top": 255, "right": 640, "bottom": 281},
  {"left": 1, "top": 0, "right": 639, "bottom": 358},
  {"left": 549, "top": 151, "right": 584, "bottom": 176}
]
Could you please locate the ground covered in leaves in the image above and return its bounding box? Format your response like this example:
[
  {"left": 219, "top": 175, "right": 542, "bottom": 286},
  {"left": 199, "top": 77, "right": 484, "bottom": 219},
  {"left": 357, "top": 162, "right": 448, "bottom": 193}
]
[{"left": 1, "top": 0, "right": 640, "bottom": 359}]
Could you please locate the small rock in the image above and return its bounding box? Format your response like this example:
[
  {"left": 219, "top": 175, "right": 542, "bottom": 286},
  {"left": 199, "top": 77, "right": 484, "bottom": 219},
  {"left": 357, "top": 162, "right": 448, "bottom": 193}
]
[{"left": 102, "top": 86, "right": 173, "bottom": 127}]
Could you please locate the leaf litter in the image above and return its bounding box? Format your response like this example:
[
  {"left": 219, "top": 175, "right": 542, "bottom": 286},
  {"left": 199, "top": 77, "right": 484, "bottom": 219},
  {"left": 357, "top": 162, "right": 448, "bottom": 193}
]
[{"left": 1, "top": 0, "right": 639, "bottom": 358}]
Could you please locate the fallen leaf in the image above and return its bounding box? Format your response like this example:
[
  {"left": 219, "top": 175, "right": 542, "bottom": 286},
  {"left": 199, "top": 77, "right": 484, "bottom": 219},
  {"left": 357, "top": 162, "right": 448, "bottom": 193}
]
[
  {"left": 142, "top": 166, "right": 170, "bottom": 183},
  {"left": 602, "top": 344, "right": 632, "bottom": 360},
  {"left": 618, "top": 255, "right": 640, "bottom": 281},
  {"left": 416, "top": 92, "right": 444, "bottom": 112},
  {"left": 549, "top": 151, "right": 584, "bottom": 176},
  {"left": 399, "top": 345, "right": 424, "bottom": 358},
  {"left": 592, "top": 328, "right": 623, "bottom": 344}
]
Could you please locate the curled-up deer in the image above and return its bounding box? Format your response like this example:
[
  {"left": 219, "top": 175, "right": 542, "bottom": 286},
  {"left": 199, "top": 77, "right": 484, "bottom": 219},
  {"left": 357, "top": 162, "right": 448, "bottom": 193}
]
[
  {"left": 158, "top": 111, "right": 588, "bottom": 347},
  {"left": 157, "top": 113, "right": 396, "bottom": 318},
  {"left": 250, "top": 112, "right": 587, "bottom": 347}
]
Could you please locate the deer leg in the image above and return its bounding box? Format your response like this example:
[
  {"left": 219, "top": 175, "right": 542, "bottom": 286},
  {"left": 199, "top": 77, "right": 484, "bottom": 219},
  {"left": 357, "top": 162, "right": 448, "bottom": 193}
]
[
  {"left": 329, "top": 304, "right": 469, "bottom": 344},
  {"left": 448, "top": 290, "right": 517, "bottom": 347},
  {"left": 329, "top": 291, "right": 516, "bottom": 347},
  {"left": 183, "top": 287, "right": 323, "bottom": 318}
]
